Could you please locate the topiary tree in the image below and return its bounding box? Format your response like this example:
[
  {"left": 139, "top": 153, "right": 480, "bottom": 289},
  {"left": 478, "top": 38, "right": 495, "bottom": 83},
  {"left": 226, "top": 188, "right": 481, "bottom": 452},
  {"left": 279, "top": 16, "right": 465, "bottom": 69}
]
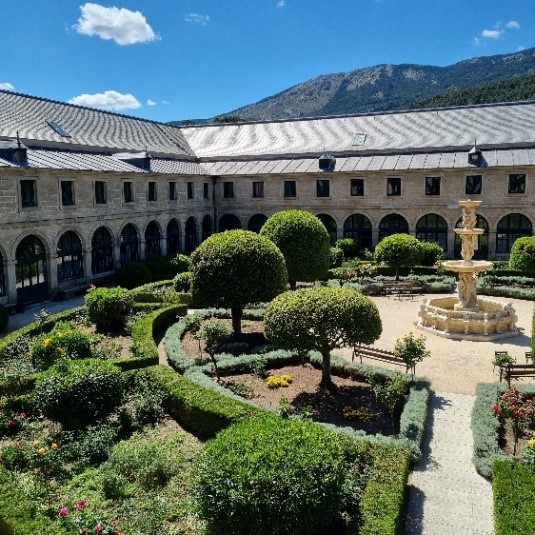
[
  {"left": 190, "top": 230, "right": 287, "bottom": 334},
  {"left": 374, "top": 233, "right": 422, "bottom": 281},
  {"left": 260, "top": 210, "right": 330, "bottom": 290},
  {"left": 193, "top": 415, "right": 350, "bottom": 535},
  {"left": 419, "top": 240, "right": 443, "bottom": 266},
  {"left": 509, "top": 236, "right": 535, "bottom": 278},
  {"left": 264, "top": 287, "right": 382, "bottom": 390},
  {"left": 335, "top": 237, "right": 360, "bottom": 258}
]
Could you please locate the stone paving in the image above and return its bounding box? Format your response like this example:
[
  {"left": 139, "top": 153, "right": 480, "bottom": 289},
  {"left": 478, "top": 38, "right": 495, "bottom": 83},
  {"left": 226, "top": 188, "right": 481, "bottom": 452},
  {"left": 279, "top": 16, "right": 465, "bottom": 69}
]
[{"left": 404, "top": 392, "right": 494, "bottom": 535}]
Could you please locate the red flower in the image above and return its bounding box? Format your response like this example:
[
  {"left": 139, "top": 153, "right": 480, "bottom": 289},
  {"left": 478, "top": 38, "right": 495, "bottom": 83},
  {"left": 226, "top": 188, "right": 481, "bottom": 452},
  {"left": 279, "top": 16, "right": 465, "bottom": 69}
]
[
  {"left": 58, "top": 507, "right": 69, "bottom": 517},
  {"left": 76, "top": 500, "right": 86, "bottom": 511},
  {"left": 96, "top": 524, "right": 104, "bottom": 534},
  {"left": 7, "top": 419, "right": 17, "bottom": 430},
  {"left": 17, "top": 411, "right": 27, "bottom": 418},
  {"left": 80, "top": 529, "right": 88, "bottom": 535}
]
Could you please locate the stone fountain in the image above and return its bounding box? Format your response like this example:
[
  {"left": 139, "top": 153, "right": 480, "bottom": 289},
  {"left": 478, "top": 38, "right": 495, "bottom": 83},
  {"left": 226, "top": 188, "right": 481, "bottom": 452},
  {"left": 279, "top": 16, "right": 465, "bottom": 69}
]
[{"left": 417, "top": 200, "right": 518, "bottom": 341}]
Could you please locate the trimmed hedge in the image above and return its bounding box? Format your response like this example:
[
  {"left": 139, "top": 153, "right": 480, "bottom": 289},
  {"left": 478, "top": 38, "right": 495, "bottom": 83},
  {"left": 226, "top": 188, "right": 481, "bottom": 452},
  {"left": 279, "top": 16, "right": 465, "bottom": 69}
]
[{"left": 493, "top": 459, "right": 535, "bottom": 535}]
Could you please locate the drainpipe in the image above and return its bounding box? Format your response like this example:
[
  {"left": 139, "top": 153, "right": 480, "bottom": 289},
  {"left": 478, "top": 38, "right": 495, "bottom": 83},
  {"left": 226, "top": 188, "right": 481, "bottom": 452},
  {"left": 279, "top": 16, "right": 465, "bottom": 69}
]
[{"left": 212, "top": 175, "right": 219, "bottom": 233}]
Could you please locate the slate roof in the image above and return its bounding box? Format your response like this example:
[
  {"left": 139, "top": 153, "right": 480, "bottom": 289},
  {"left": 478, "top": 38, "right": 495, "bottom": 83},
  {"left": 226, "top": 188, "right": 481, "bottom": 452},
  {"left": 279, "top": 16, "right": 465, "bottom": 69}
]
[
  {"left": 181, "top": 101, "right": 535, "bottom": 160},
  {"left": 0, "top": 90, "right": 194, "bottom": 159}
]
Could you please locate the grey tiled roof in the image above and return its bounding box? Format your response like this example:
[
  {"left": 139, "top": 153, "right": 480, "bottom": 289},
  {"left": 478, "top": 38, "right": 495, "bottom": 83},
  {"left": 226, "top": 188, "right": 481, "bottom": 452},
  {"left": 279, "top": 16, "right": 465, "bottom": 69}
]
[
  {"left": 201, "top": 147, "right": 535, "bottom": 176},
  {"left": 150, "top": 159, "right": 205, "bottom": 175},
  {"left": 0, "top": 90, "right": 194, "bottom": 158},
  {"left": 181, "top": 101, "right": 535, "bottom": 159},
  {"left": 0, "top": 156, "right": 15, "bottom": 167}
]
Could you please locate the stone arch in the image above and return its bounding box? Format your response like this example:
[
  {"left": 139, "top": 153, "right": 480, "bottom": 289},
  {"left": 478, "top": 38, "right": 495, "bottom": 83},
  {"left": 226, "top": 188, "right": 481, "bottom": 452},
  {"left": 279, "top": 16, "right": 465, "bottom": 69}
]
[
  {"left": 247, "top": 213, "right": 268, "bottom": 234},
  {"left": 378, "top": 213, "right": 409, "bottom": 240},
  {"left": 202, "top": 215, "right": 213, "bottom": 241},
  {"left": 120, "top": 223, "right": 139, "bottom": 264},
  {"left": 416, "top": 213, "right": 448, "bottom": 252},
  {"left": 166, "top": 219, "right": 181, "bottom": 255},
  {"left": 91, "top": 227, "right": 114, "bottom": 275},
  {"left": 185, "top": 217, "right": 198, "bottom": 253},
  {"left": 145, "top": 220, "right": 162, "bottom": 259},
  {"left": 15, "top": 234, "right": 49, "bottom": 304},
  {"left": 56, "top": 230, "right": 84, "bottom": 283},
  {"left": 496, "top": 213, "right": 532, "bottom": 255},
  {"left": 343, "top": 213, "right": 372, "bottom": 251},
  {"left": 316, "top": 213, "right": 337, "bottom": 244},
  {"left": 219, "top": 213, "right": 242, "bottom": 232}
]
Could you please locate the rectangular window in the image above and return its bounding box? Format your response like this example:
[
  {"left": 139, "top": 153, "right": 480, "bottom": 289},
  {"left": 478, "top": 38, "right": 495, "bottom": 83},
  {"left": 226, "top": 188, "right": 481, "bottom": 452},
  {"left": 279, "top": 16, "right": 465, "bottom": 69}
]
[
  {"left": 95, "top": 181, "right": 106, "bottom": 204},
  {"left": 61, "top": 180, "right": 75, "bottom": 206},
  {"left": 203, "top": 182, "right": 209, "bottom": 199},
  {"left": 168, "top": 181, "right": 177, "bottom": 201},
  {"left": 148, "top": 181, "right": 157, "bottom": 202},
  {"left": 123, "top": 181, "right": 134, "bottom": 203},
  {"left": 387, "top": 177, "right": 401, "bottom": 196},
  {"left": 187, "top": 182, "right": 194, "bottom": 200},
  {"left": 252, "top": 181, "right": 264, "bottom": 198},
  {"left": 284, "top": 180, "right": 297, "bottom": 198},
  {"left": 316, "top": 179, "right": 330, "bottom": 198},
  {"left": 508, "top": 173, "right": 526, "bottom": 194},
  {"left": 223, "top": 181, "right": 234, "bottom": 199},
  {"left": 350, "top": 178, "right": 364, "bottom": 197},
  {"left": 465, "top": 175, "right": 482, "bottom": 195},
  {"left": 425, "top": 176, "right": 441, "bottom": 196},
  {"left": 20, "top": 180, "right": 37, "bottom": 207}
]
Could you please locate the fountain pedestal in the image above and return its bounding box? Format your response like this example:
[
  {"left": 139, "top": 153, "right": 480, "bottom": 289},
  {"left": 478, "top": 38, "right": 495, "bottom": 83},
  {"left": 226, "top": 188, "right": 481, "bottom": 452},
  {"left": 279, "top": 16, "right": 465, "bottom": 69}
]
[{"left": 416, "top": 200, "right": 518, "bottom": 341}]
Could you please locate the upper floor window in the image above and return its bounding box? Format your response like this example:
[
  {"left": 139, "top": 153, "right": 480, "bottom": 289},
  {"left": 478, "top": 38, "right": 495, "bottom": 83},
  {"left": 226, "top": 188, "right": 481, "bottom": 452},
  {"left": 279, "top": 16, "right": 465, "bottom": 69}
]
[
  {"left": 187, "top": 182, "right": 194, "bottom": 199},
  {"left": 95, "top": 181, "right": 106, "bottom": 204},
  {"left": 61, "top": 180, "right": 75, "bottom": 206},
  {"left": 168, "top": 181, "right": 177, "bottom": 201},
  {"left": 203, "top": 182, "right": 209, "bottom": 199},
  {"left": 508, "top": 173, "right": 526, "bottom": 194},
  {"left": 387, "top": 177, "right": 401, "bottom": 196},
  {"left": 350, "top": 178, "right": 364, "bottom": 197},
  {"left": 123, "top": 181, "right": 134, "bottom": 203},
  {"left": 465, "top": 175, "right": 482, "bottom": 195},
  {"left": 284, "top": 180, "right": 297, "bottom": 198},
  {"left": 252, "top": 181, "right": 264, "bottom": 198},
  {"left": 316, "top": 179, "right": 330, "bottom": 198},
  {"left": 425, "top": 176, "right": 441, "bottom": 196},
  {"left": 20, "top": 180, "right": 37, "bottom": 207},
  {"left": 223, "top": 181, "right": 234, "bottom": 199},
  {"left": 148, "top": 181, "right": 157, "bottom": 202}
]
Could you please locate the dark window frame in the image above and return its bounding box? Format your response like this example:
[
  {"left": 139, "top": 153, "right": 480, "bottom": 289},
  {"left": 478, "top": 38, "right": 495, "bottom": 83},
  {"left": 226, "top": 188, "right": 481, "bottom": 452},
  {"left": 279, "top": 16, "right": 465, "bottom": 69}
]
[
  {"left": 508, "top": 174, "right": 526, "bottom": 194},
  {"left": 168, "top": 181, "right": 177, "bottom": 201},
  {"left": 123, "top": 181, "right": 134, "bottom": 203},
  {"left": 60, "top": 180, "right": 75, "bottom": 206},
  {"left": 187, "top": 182, "right": 194, "bottom": 200},
  {"left": 425, "top": 176, "right": 441, "bottom": 196},
  {"left": 316, "top": 179, "right": 330, "bottom": 198},
  {"left": 223, "top": 181, "right": 234, "bottom": 199},
  {"left": 20, "top": 180, "right": 37, "bottom": 208},
  {"left": 95, "top": 181, "right": 107, "bottom": 205},
  {"left": 283, "top": 180, "right": 297, "bottom": 198},
  {"left": 148, "top": 181, "right": 157, "bottom": 202},
  {"left": 387, "top": 177, "right": 401, "bottom": 196},
  {"left": 252, "top": 181, "right": 264, "bottom": 198},
  {"left": 203, "top": 182, "right": 209, "bottom": 199},
  {"left": 350, "top": 178, "right": 364, "bottom": 197},
  {"left": 465, "top": 175, "right": 482, "bottom": 195}
]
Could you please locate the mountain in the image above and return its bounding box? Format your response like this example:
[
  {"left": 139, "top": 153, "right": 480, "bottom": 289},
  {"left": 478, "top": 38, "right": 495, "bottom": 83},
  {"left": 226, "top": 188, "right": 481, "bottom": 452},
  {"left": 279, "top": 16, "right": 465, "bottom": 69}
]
[
  {"left": 215, "top": 48, "right": 535, "bottom": 121},
  {"left": 407, "top": 70, "right": 535, "bottom": 109}
]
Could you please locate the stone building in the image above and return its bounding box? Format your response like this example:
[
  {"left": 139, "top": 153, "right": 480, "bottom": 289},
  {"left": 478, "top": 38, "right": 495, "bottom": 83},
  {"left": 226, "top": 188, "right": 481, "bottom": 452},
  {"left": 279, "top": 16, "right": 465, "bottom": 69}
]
[{"left": 1, "top": 89, "right": 534, "bottom": 307}]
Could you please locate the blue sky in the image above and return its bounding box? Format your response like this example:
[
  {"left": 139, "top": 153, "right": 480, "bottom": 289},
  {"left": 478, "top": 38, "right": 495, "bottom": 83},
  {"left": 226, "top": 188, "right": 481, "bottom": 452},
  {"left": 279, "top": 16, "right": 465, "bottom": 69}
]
[{"left": 0, "top": 1, "right": 533, "bottom": 122}]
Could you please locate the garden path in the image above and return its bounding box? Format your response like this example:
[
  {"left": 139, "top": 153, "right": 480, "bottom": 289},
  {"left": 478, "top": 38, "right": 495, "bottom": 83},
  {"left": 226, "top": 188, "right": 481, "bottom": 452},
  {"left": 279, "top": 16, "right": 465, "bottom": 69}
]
[{"left": 404, "top": 392, "right": 494, "bottom": 535}]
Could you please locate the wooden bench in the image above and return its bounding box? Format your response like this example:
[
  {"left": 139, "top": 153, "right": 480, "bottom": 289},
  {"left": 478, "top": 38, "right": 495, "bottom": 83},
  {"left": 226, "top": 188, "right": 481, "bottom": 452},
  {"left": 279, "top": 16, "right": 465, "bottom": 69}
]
[
  {"left": 526, "top": 351, "right": 532, "bottom": 364},
  {"left": 500, "top": 363, "right": 535, "bottom": 385},
  {"left": 381, "top": 280, "right": 423, "bottom": 299},
  {"left": 352, "top": 344, "right": 415, "bottom": 374}
]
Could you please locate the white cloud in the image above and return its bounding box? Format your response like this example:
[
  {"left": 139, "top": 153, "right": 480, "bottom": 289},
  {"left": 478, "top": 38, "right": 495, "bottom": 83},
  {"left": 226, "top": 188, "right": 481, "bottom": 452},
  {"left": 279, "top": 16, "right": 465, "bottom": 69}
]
[
  {"left": 74, "top": 3, "right": 157, "bottom": 45},
  {"left": 481, "top": 29, "right": 502, "bottom": 39},
  {"left": 147, "top": 99, "right": 157, "bottom": 106},
  {"left": 0, "top": 82, "right": 15, "bottom": 91},
  {"left": 68, "top": 90, "right": 141, "bottom": 111},
  {"left": 506, "top": 20, "right": 520, "bottom": 29},
  {"left": 184, "top": 13, "right": 210, "bottom": 25},
  {"left": 162, "top": 100, "right": 169, "bottom": 105},
  {"left": 277, "top": 1, "right": 286, "bottom": 7},
  {"left": 473, "top": 37, "right": 482, "bottom": 46}
]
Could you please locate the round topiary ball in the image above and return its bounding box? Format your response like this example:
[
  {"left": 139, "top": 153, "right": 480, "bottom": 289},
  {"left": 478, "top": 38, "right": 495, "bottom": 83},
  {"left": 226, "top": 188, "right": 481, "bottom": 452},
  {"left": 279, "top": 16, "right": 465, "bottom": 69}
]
[
  {"left": 509, "top": 236, "right": 535, "bottom": 276},
  {"left": 374, "top": 233, "right": 422, "bottom": 280},
  {"left": 193, "top": 416, "right": 349, "bottom": 535},
  {"left": 85, "top": 287, "right": 134, "bottom": 332}
]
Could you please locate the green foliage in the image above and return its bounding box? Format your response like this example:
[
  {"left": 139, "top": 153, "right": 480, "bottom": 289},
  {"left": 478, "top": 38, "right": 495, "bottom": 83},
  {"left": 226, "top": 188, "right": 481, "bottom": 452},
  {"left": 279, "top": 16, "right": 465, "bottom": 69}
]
[
  {"left": 264, "top": 287, "right": 382, "bottom": 386},
  {"left": 34, "top": 358, "right": 125, "bottom": 427},
  {"left": 393, "top": 331, "right": 431, "bottom": 374},
  {"left": 170, "top": 253, "right": 190, "bottom": 274},
  {"left": 193, "top": 416, "right": 351, "bottom": 535},
  {"left": 370, "top": 373, "right": 410, "bottom": 426},
  {"left": 330, "top": 246, "right": 344, "bottom": 268},
  {"left": 418, "top": 241, "right": 443, "bottom": 266},
  {"left": 173, "top": 271, "right": 191, "bottom": 292},
  {"left": 374, "top": 234, "right": 422, "bottom": 279},
  {"left": 493, "top": 459, "right": 535, "bottom": 535},
  {"left": 336, "top": 237, "right": 360, "bottom": 258},
  {"left": 0, "top": 304, "right": 8, "bottom": 333},
  {"left": 509, "top": 236, "right": 535, "bottom": 276},
  {"left": 213, "top": 114, "right": 245, "bottom": 123},
  {"left": 115, "top": 261, "right": 153, "bottom": 289},
  {"left": 260, "top": 209, "right": 330, "bottom": 288},
  {"left": 30, "top": 327, "right": 92, "bottom": 370},
  {"left": 85, "top": 287, "right": 134, "bottom": 332},
  {"left": 190, "top": 230, "right": 287, "bottom": 332}
]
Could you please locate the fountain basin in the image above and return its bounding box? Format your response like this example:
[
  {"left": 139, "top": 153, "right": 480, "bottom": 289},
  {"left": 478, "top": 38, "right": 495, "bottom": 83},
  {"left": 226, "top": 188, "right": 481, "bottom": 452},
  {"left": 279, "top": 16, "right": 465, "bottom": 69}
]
[
  {"left": 442, "top": 260, "right": 493, "bottom": 273},
  {"left": 416, "top": 297, "right": 518, "bottom": 341}
]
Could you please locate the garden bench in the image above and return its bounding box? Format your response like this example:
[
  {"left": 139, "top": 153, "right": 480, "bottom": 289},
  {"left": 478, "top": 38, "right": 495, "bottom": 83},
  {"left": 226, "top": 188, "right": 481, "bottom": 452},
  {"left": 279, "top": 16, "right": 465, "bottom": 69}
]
[
  {"left": 352, "top": 344, "right": 415, "bottom": 374},
  {"left": 499, "top": 363, "right": 535, "bottom": 386},
  {"left": 526, "top": 351, "right": 532, "bottom": 364},
  {"left": 381, "top": 280, "right": 423, "bottom": 299}
]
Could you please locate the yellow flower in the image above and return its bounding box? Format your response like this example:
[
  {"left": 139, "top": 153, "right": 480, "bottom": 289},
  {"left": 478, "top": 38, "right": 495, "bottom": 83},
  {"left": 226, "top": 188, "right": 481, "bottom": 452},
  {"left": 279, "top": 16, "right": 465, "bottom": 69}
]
[
  {"left": 33, "top": 440, "right": 41, "bottom": 447},
  {"left": 43, "top": 338, "right": 51, "bottom": 348},
  {"left": 38, "top": 447, "right": 47, "bottom": 455},
  {"left": 51, "top": 443, "right": 58, "bottom": 450}
]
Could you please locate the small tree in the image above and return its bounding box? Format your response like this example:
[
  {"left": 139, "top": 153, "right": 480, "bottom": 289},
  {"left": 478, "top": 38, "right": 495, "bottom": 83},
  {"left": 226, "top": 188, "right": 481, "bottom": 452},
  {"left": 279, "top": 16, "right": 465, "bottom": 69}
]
[
  {"left": 199, "top": 319, "right": 231, "bottom": 382},
  {"left": 264, "top": 287, "right": 382, "bottom": 390},
  {"left": 374, "top": 233, "right": 422, "bottom": 281},
  {"left": 260, "top": 210, "right": 330, "bottom": 290},
  {"left": 509, "top": 236, "right": 535, "bottom": 280},
  {"left": 393, "top": 331, "right": 431, "bottom": 375},
  {"left": 419, "top": 241, "right": 443, "bottom": 266},
  {"left": 370, "top": 373, "right": 410, "bottom": 434},
  {"left": 190, "top": 230, "right": 287, "bottom": 334}
]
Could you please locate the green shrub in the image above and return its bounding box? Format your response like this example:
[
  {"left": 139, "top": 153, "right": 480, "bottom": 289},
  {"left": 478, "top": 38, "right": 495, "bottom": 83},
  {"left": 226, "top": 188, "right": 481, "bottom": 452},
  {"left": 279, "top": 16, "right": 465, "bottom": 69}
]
[
  {"left": 330, "top": 246, "right": 344, "bottom": 268},
  {"left": 260, "top": 209, "right": 330, "bottom": 290},
  {"left": 0, "top": 304, "right": 8, "bottom": 333},
  {"left": 30, "top": 327, "right": 92, "bottom": 370},
  {"left": 336, "top": 237, "right": 360, "bottom": 258},
  {"left": 85, "top": 287, "right": 134, "bottom": 332},
  {"left": 375, "top": 234, "right": 422, "bottom": 280},
  {"left": 419, "top": 240, "right": 443, "bottom": 266},
  {"left": 509, "top": 236, "right": 535, "bottom": 276},
  {"left": 170, "top": 253, "right": 190, "bottom": 274},
  {"left": 173, "top": 271, "right": 191, "bottom": 292},
  {"left": 194, "top": 416, "right": 350, "bottom": 535},
  {"left": 493, "top": 459, "right": 535, "bottom": 535},
  {"left": 143, "top": 254, "right": 180, "bottom": 279},
  {"left": 34, "top": 358, "right": 125, "bottom": 427},
  {"left": 115, "top": 261, "right": 153, "bottom": 289}
]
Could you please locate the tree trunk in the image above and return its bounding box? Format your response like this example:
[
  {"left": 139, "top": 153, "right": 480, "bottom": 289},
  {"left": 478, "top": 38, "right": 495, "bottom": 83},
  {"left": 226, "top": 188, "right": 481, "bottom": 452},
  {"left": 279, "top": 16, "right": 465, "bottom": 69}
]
[
  {"left": 319, "top": 350, "right": 336, "bottom": 392},
  {"left": 395, "top": 267, "right": 400, "bottom": 282},
  {"left": 231, "top": 306, "right": 243, "bottom": 335},
  {"left": 289, "top": 279, "right": 297, "bottom": 291}
]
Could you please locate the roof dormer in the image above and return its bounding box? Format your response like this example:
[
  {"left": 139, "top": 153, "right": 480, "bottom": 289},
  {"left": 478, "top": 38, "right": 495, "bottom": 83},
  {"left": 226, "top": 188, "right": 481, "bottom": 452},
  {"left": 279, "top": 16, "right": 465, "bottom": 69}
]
[
  {"left": 319, "top": 153, "right": 336, "bottom": 172},
  {"left": 114, "top": 151, "right": 152, "bottom": 171},
  {"left": 0, "top": 138, "right": 28, "bottom": 166}
]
